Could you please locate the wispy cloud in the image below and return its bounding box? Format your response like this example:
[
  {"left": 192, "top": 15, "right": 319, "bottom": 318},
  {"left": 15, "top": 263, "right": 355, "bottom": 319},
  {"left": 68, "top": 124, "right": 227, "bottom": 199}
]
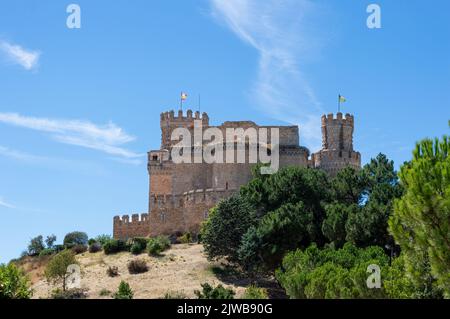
[
  {"left": 0, "top": 113, "right": 143, "bottom": 160},
  {"left": 210, "top": 0, "right": 326, "bottom": 150},
  {"left": 0, "top": 40, "right": 40, "bottom": 70},
  {"left": 0, "top": 197, "right": 15, "bottom": 209}
]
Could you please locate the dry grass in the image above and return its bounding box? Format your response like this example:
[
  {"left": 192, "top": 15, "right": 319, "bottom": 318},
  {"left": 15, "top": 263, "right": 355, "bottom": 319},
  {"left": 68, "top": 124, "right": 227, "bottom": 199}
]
[{"left": 29, "top": 244, "right": 247, "bottom": 299}]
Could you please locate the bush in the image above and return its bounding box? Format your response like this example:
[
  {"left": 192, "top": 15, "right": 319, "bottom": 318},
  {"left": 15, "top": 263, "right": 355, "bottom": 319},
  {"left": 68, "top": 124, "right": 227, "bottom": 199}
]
[
  {"left": 27, "top": 235, "right": 45, "bottom": 256},
  {"left": 88, "top": 238, "right": 96, "bottom": 246},
  {"left": 163, "top": 291, "right": 187, "bottom": 299},
  {"left": 147, "top": 236, "right": 171, "bottom": 256},
  {"left": 114, "top": 281, "right": 133, "bottom": 299},
  {"left": 130, "top": 238, "right": 148, "bottom": 255},
  {"left": 103, "top": 239, "right": 127, "bottom": 255},
  {"left": 71, "top": 244, "right": 87, "bottom": 255},
  {"left": 0, "top": 263, "right": 33, "bottom": 299},
  {"left": 88, "top": 242, "right": 102, "bottom": 253},
  {"left": 45, "top": 250, "right": 78, "bottom": 291},
  {"left": 127, "top": 259, "right": 149, "bottom": 274},
  {"left": 52, "top": 288, "right": 87, "bottom": 299},
  {"left": 107, "top": 266, "right": 119, "bottom": 277},
  {"left": 242, "top": 285, "right": 268, "bottom": 299},
  {"left": 63, "top": 231, "right": 88, "bottom": 249},
  {"left": 39, "top": 248, "right": 55, "bottom": 257},
  {"left": 99, "top": 289, "right": 111, "bottom": 297},
  {"left": 178, "top": 233, "right": 192, "bottom": 244},
  {"left": 95, "top": 234, "right": 112, "bottom": 247},
  {"left": 194, "top": 283, "right": 235, "bottom": 299}
]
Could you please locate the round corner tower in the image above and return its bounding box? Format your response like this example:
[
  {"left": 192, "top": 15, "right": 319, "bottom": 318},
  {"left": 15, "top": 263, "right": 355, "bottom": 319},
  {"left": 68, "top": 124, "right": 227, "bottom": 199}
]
[{"left": 312, "top": 112, "right": 361, "bottom": 176}]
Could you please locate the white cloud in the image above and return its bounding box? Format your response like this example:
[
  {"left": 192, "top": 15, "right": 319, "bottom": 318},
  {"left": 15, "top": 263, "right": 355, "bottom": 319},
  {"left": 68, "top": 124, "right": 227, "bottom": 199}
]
[
  {"left": 0, "top": 40, "right": 40, "bottom": 70},
  {"left": 0, "top": 113, "right": 143, "bottom": 159},
  {"left": 210, "top": 0, "right": 326, "bottom": 150},
  {"left": 0, "top": 197, "right": 15, "bottom": 209}
]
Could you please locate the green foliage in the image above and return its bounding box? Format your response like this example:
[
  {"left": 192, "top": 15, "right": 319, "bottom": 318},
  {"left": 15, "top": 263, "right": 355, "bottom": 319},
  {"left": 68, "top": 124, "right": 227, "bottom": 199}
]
[
  {"left": 63, "top": 231, "right": 88, "bottom": 249},
  {"left": 38, "top": 248, "right": 55, "bottom": 257},
  {"left": 45, "top": 235, "right": 57, "bottom": 249},
  {"left": 44, "top": 250, "right": 78, "bottom": 291},
  {"left": 195, "top": 283, "right": 235, "bottom": 299},
  {"left": 95, "top": 234, "right": 112, "bottom": 247},
  {"left": 238, "top": 202, "right": 314, "bottom": 272},
  {"left": 389, "top": 136, "right": 450, "bottom": 297},
  {"left": 179, "top": 233, "right": 192, "bottom": 244},
  {"left": 27, "top": 235, "right": 45, "bottom": 256},
  {"left": 276, "top": 243, "right": 389, "bottom": 299},
  {"left": 147, "top": 236, "right": 171, "bottom": 256},
  {"left": 201, "top": 195, "right": 257, "bottom": 264},
  {"left": 114, "top": 281, "right": 133, "bottom": 299},
  {"left": 242, "top": 285, "right": 268, "bottom": 299},
  {"left": 323, "top": 154, "right": 402, "bottom": 248},
  {"left": 163, "top": 291, "right": 187, "bottom": 299},
  {"left": 103, "top": 239, "right": 127, "bottom": 255},
  {"left": 99, "top": 289, "right": 111, "bottom": 297},
  {"left": 127, "top": 259, "right": 149, "bottom": 274},
  {"left": 0, "top": 263, "right": 33, "bottom": 299},
  {"left": 130, "top": 237, "right": 149, "bottom": 255},
  {"left": 88, "top": 238, "right": 96, "bottom": 246}
]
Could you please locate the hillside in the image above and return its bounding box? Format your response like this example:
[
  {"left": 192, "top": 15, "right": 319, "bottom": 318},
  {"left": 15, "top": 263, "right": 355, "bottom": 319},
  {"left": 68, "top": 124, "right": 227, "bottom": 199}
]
[{"left": 25, "top": 244, "right": 268, "bottom": 299}]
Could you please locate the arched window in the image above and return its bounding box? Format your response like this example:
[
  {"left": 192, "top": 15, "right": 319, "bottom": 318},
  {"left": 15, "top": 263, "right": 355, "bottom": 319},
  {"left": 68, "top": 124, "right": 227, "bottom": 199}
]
[{"left": 159, "top": 212, "right": 166, "bottom": 222}]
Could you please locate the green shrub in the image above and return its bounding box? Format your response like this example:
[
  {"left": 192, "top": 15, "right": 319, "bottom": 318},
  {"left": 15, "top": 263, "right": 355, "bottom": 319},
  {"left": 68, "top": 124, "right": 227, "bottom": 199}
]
[
  {"left": 63, "top": 231, "right": 88, "bottom": 249},
  {"left": 88, "top": 238, "right": 96, "bottom": 246},
  {"left": 163, "top": 291, "right": 187, "bottom": 299},
  {"left": 147, "top": 236, "right": 171, "bottom": 256},
  {"left": 103, "top": 239, "right": 127, "bottom": 255},
  {"left": 130, "top": 238, "right": 148, "bottom": 255},
  {"left": 27, "top": 235, "right": 45, "bottom": 256},
  {"left": 99, "top": 289, "right": 111, "bottom": 297},
  {"left": 114, "top": 281, "right": 133, "bottom": 299},
  {"left": 52, "top": 288, "right": 87, "bottom": 299},
  {"left": 179, "top": 233, "right": 192, "bottom": 244},
  {"left": 242, "top": 285, "right": 268, "bottom": 299},
  {"left": 127, "top": 259, "right": 149, "bottom": 274},
  {"left": 95, "top": 234, "right": 112, "bottom": 247},
  {"left": 88, "top": 242, "right": 102, "bottom": 253},
  {"left": 39, "top": 248, "right": 55, "bottom": 257},
  {"left": 0, "top": 263, "right": 33, "bottom": 299},
  {"left": 195, "top": 283, "right": 235, "bottom": 299}
]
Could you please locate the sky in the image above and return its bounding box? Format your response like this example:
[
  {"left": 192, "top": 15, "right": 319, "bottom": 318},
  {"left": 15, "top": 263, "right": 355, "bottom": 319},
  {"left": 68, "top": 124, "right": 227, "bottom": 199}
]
[{"left": 0, "top": 0, "right": 449, "bottom": 263}]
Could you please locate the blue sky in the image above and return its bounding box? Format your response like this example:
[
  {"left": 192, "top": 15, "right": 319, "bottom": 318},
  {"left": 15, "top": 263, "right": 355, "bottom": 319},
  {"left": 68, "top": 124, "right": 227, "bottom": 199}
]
[{"left": 0, "top": 0, "right": 449, "bottom": 263}]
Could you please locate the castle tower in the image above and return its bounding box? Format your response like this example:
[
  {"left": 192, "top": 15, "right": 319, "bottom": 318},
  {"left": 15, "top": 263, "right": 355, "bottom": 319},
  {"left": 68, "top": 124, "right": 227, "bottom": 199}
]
[
  {"left": 312, "top": 113, "right": 361, "bottom": 176},
  {"left": 160, "top": 109, "right": 209, "bottom": 149}
]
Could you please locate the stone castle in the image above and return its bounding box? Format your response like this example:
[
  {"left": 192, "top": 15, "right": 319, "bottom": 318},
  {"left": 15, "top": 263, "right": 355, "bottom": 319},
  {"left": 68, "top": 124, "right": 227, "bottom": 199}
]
[{"left": 113, "top": 110, "right": 361, "bottom": 239}]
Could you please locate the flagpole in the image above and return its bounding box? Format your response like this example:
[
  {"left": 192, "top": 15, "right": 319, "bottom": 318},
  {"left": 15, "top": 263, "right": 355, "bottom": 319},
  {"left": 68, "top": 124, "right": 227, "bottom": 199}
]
[
  {"left": 338, "top": 94, "right": 340, "bottom": 113},
  {"left": 180, "top": 92, "right": 183, "bottom": 111}
]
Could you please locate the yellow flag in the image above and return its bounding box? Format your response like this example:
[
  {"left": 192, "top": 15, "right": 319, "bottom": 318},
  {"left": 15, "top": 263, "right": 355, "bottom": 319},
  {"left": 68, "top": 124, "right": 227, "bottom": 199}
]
[
  {"left": 339, "top": 95, "right": 347, "bottom": 103},
  {"left": 181, "top": 92, "right": 188, "bottom": 101}
]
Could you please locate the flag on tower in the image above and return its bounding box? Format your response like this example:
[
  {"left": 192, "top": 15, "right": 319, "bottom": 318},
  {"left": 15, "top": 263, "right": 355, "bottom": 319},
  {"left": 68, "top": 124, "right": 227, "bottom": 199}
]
[
  {"left": 181, "top": 92, "right": 188, "bottom": 101},
  {"left": 339, "top": 95, "right": 347, "bottom": 103}
]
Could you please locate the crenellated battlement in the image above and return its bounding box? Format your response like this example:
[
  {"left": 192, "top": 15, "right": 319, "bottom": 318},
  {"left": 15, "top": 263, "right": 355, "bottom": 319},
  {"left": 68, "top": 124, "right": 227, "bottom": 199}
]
[
  {"left": 321, "top": 112, "right": 354, "bottom": 126},
  {"left": 160, "top": 109, "right": 209, "bottom": 122}
]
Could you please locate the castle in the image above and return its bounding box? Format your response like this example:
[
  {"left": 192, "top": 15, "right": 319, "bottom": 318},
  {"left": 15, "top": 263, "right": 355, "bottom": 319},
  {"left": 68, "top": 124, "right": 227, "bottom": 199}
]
[{"left": 113, "top": 110, "right": 361, "bottom": 240}]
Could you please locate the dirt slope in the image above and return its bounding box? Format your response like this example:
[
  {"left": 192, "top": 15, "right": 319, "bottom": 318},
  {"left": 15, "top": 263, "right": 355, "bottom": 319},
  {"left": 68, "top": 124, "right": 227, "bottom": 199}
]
[{"left": 30, "top": 244, "right": 248, "bottom": 299}]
